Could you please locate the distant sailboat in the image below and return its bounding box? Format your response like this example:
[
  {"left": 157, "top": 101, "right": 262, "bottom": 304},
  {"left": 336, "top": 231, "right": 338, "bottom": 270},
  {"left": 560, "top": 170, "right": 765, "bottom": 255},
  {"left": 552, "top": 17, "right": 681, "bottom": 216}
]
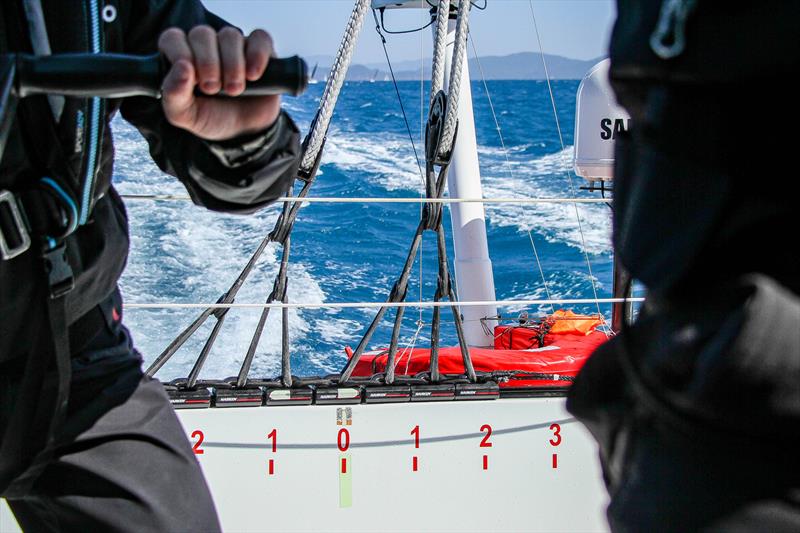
[
  {"left": 370, "top": 68, "right": 379, "bottom": 82},
  {"left": 309, "top": 61, "right": 320, "bottom": 84}
]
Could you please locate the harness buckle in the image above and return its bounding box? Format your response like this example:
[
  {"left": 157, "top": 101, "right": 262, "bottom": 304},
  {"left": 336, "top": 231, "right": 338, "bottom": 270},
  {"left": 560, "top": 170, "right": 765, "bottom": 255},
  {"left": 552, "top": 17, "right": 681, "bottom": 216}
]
[
  {"left": 0, "top": 189, "right": 32, "bottom": 260},
  {"left": 42, "top": 242, "right": 74, "bottom": 299}
]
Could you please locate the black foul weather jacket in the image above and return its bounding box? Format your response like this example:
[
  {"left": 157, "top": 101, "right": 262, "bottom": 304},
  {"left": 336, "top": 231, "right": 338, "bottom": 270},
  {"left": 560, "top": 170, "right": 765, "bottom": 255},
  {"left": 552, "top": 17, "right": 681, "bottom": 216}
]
[
  {"left": 0, "top": 0, "right": 300, "bottom": 492},
  {"left": 567, "top": 1, "right": 800, "bottom": 529}
]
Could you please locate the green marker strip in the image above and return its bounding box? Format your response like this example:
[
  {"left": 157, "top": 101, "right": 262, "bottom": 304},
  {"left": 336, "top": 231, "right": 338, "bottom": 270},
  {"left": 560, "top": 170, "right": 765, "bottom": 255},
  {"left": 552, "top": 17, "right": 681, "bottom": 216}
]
[{"left": 339, "top": 454, "right": 352, "bottom": 508}]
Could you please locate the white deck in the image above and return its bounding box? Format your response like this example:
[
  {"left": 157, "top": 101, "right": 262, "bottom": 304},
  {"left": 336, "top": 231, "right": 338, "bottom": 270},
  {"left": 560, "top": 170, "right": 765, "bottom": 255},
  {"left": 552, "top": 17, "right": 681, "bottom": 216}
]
[{"left": 1, "top": 397, "right": 609, "bottom": 532}]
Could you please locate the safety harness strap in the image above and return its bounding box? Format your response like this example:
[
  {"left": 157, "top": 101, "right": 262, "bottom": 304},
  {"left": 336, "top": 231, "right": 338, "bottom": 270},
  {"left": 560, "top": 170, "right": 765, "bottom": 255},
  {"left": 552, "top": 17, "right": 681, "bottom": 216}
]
[{"left": 0, "top": 252, "right": 72, "bottom": 497}]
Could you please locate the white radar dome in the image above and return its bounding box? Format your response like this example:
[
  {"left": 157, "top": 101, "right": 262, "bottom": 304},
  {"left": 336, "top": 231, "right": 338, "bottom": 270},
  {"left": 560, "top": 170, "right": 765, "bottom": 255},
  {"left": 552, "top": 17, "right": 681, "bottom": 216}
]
[{"left": 573, "top": 59, "right": 630, "bottom": 181}]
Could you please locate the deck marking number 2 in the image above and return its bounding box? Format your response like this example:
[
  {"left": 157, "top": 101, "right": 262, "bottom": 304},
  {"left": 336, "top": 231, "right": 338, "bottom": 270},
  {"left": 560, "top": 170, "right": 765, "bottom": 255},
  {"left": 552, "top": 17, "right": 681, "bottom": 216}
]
[
  {"left": 550, "top": 423, "right": 561, "bottom": 469},
  {"left": 480, "top": 424, "right": 492, "bottom": 470},
  {"left": 191, "top": 430, "right": 204, "bottom": 455}
]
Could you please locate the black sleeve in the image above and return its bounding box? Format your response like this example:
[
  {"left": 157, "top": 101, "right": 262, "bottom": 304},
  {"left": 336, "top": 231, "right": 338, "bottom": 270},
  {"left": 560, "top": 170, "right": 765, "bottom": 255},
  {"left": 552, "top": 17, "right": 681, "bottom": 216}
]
[{"left": 117, "top": 0, "right": 301, "bottom": 214}]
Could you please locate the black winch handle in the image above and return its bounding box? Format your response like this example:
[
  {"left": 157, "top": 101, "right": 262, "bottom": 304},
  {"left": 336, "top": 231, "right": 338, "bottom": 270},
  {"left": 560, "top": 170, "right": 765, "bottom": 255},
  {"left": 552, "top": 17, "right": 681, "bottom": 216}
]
[{"left": 12, "top": 53, "right": 308, "bottom": 99}]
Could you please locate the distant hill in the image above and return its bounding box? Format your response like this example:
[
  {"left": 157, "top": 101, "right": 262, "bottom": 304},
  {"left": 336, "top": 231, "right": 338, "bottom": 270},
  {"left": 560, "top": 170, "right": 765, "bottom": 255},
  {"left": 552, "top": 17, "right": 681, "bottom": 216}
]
[{"left": 307, "top": 52, "right": 603, "bottom": 82}]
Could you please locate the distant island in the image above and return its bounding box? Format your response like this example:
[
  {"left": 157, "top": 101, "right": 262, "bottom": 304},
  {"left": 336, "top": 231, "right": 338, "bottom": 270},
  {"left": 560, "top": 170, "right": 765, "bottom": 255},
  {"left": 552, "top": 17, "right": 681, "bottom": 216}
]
[{"left": 305, "top": 52, "right": 604, "bottom": 82}]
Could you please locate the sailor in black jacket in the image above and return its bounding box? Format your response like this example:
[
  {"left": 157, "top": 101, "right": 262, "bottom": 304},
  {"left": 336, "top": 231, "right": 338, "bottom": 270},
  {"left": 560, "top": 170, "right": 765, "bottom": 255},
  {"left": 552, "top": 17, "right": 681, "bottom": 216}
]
[
  {"left": 567, "top": 1, "right": 800, "bottom": 531},
  {"left": 0, "top": 0, "right": 300, "bottom": 529}
]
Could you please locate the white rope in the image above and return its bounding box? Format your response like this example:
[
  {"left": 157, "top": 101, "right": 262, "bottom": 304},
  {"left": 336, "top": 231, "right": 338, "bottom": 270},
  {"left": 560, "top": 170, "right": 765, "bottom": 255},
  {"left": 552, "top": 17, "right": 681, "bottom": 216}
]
[
  {"left": 120, "top": 194, "right": 611, "bottom": 205},
  {"left": 429, "top": 0, "right": 450, "bottom": 106},
  {"left": 397, "top": 319, "right": 425, "bottom": 375},
  {"left": 528, "top": 0, "right": 606, "bottom": 329},
  {"left": 468, "top": 34, "right": 555, "bottom": 314},
  {"left": 439, "top": 0, "right": 472, "bottom": 157},
  {"left": 300, "top": 0, "right": 371, "bottom": 172},
  {"left": 527, "top": 230, "right": 555, "bottom": 314},
  {"left": 125, "top": 297, "right": 644, "bottom": 310}
]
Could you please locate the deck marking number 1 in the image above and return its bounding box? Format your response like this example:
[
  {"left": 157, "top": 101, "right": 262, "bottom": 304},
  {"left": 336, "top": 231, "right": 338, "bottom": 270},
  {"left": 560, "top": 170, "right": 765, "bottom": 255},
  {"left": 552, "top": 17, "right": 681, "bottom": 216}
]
[
  {"left": 411, "top": 425, "right": 420, "bottom": 472},
  {"left": 268, "top": 429, "right": 277, "bottom": 475},
  {"left": 191, "top": 430, "right": 204, "bottom": 455},
  {"left": 550, "top": 423, "right": 561, "bottom": 469},
  {"left": 480, "top": 424, "right": 492, "bottom": 470}
]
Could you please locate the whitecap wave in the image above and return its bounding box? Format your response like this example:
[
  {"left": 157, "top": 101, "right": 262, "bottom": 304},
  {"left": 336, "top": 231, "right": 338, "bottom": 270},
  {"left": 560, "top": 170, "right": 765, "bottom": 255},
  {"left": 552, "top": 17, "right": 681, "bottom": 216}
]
[
  {"left": 322, "top": 131, "right": 611, "bottom": 255},
  {"left": 322, "top": 129, "right": 425, "bottom": 192},
  {"left": 112, "top": 118, "right": 332, "bottom": 380}
]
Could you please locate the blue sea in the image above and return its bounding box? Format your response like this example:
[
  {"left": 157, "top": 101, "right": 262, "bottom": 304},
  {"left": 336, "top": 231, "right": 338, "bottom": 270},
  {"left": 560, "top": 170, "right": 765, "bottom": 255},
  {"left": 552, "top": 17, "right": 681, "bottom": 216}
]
[{"left": 113, "top": 80, "right": 614, "bottom": 381}]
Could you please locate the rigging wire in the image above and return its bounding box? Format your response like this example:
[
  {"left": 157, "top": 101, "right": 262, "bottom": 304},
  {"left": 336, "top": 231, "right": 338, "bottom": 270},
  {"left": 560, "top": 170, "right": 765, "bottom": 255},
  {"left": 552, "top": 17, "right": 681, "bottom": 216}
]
[
  {"left": 342, "top": 1, "right": 477, "bottom": 385},
  {"left": 373, "top": 8, "right": 425, "bottom": 187},
  {"left": 424, "top": 0, "right": 487, "bottom": 10},
  {"left": 301, "top": 0, "right": 372, "bottom": 172},
  {"left": 418, "top": 9, "right": 426, "bottom": 326},
  {"left": 376, "top": 7, "right": 435, "bottom": 35},
  {"left": 527, "top": 0, "right": 608, "bottom": 333},
  {"left": 373, "top": 6, "right": 429, "bottom": 327},
  {"left": 146, "top": 0, "right": 372, "bottom": 381},
  {"left": 468, "top": 34, "right": 555, "bottom": 315},
  {"left": 375, "top": 0, "right": 486, "bottom": 35}
]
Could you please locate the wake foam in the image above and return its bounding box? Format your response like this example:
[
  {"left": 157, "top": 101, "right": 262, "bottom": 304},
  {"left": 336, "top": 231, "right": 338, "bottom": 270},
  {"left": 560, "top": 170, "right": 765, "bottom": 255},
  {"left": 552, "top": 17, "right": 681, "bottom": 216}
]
[
  {"left": 323, "top": 130, "right": 611, "bottom": 255},
  {"left": 112, "top": 117, "right": 334, "bottom": 380}
]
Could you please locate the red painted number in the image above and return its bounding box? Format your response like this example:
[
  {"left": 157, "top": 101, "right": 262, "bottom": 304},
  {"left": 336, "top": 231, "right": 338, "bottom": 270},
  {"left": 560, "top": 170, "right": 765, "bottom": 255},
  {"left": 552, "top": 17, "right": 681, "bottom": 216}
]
[
  {"left": 337, "top": 428, "right": 350, "bottom": 452},
  {"left": 268, "top": 428, "right": 277, "bottom": 453},
  {"left": 411, "top": 425, "right": 420, "bottom": 449},
  {"left": 191, "top": 430, "right": 204, "bottom": 455},
  {"left": 549, "top": 423, "right": 562, "bottom": 447},
  {"left": 480, "top": 424, "right": 493, "bottom": 448}
]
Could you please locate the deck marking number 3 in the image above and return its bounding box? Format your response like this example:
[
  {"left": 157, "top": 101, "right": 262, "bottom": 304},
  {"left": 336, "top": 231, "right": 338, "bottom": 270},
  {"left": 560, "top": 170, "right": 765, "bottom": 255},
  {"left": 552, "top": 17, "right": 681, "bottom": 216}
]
[
  {"left": 550, "top": 423, "right": 561, "bottom": 469},
  {"left": 191, "top": 430, "right": 204, "bottom": 455},
  {"left": 549, "top": 424, "right": 562, "bottom": 446}
]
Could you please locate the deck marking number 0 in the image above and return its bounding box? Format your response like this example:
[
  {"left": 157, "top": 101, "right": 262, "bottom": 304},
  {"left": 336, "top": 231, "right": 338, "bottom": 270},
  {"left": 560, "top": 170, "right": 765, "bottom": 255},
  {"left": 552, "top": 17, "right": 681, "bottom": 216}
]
[
  {"left": 338, "top": 428, "right": 352, "bottom": 508},
  {"left": 338, "top": 428, "right": 350, "bottom": 452}
]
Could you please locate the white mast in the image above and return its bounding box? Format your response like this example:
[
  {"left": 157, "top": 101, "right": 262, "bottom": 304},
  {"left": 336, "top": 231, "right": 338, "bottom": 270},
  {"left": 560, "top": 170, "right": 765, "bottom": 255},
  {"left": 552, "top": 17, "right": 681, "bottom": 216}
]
[{"left": 440, "top": 17, "right": 497, "bottom": 347}]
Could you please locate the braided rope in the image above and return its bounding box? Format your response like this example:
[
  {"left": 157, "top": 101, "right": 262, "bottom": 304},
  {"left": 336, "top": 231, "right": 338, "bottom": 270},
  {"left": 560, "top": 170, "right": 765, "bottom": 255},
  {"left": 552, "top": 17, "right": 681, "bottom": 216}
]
[
  {"left": 429, "top": 0, "right": 450, "bottom": 107},
  {"left": 439, "top": 0, "right": 472, "bottom": 157},
  {"left": 300, "top": 0, "right": 371, "bottom": 171}
]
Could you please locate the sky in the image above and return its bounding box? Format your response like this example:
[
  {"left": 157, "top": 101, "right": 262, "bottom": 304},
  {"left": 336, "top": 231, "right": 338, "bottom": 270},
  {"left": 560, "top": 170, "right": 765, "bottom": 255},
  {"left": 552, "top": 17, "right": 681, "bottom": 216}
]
[{"left": 202, "top": 1, "right": 616, "bottom": 65}]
